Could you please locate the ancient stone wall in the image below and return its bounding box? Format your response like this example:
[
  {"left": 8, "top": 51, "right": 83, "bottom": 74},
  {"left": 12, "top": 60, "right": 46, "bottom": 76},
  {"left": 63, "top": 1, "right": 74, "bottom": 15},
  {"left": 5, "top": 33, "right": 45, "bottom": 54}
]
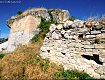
[{"left": 40, "top": 19, "right": 105, "bottom": 78}]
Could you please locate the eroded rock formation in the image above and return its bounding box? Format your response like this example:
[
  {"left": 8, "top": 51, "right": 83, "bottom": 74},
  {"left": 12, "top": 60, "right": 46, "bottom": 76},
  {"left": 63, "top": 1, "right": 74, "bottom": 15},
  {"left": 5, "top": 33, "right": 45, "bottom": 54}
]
[{"left": 5, "top": 8, "right": 70, "bottom": 51}]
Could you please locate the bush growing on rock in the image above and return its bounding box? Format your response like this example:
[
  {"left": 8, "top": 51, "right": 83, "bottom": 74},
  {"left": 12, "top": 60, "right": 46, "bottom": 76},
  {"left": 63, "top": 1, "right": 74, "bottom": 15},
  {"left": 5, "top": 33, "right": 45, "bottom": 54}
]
[
  {"left": 69, "top": 16, "right": 75, "bottom": 21},
  {"left": 0, "top": 54, "right": 5, "bottom": 59},
  {"left": 31, "top": 34, "right": 40, "bottom": 43},
  {"left": 38, "top": 17, "right": 53, "bottom": 33},
  {"left": 31, "top": 17, "right": 53, "bottom": 43},
  {"left": 48, "top": 10, "right": 54, "bottom": 23},
  {"left": 17, "top": 11, "right": 23, "bottom": 15}
]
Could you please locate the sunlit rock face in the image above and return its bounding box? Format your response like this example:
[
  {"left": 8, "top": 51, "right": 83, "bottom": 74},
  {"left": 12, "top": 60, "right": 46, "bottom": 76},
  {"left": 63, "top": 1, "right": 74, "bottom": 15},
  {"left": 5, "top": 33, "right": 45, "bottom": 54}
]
[
  {"left": 7, "top": 8, "right": 70, "bottom": 27},
  {"left": 7, "top": 15, "right": 41, "bottom": 51},
  {"left": 40, "top": 20, "right": 105, "bottom": 79},
  {"left": 50, "top": 9, "right": 70, "bottom": 23},
  {"left": 6, "top": 8, "right": 71, "bottom": 52}
]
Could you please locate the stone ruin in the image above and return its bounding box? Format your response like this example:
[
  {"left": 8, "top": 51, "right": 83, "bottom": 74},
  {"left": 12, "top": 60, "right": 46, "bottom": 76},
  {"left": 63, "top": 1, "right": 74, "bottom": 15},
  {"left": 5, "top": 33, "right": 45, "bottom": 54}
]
[
  {"left": 1, "top": 7, "right": 105, "bottom": 79},
  {"left": 40, "top": 19, "right": 105, "bottom": 78},
  {"left": 7, "top": 8, "right": 70, "bottom": 27},
  {"left": 4, "top": 8, "right": 70, "bottom": 52}
]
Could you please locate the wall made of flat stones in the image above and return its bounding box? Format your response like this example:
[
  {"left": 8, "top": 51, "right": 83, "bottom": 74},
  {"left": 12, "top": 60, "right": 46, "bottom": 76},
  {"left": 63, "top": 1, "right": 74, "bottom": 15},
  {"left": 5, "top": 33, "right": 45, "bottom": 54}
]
[{"left": 40, "top": 20, "right": 105, "bottom": 79}]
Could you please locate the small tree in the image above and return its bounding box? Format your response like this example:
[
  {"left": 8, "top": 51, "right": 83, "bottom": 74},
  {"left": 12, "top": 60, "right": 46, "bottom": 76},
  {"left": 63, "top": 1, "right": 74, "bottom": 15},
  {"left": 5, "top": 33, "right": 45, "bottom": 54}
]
[{"left": 17, "top": 11, "right": 22, "bottom": 15}]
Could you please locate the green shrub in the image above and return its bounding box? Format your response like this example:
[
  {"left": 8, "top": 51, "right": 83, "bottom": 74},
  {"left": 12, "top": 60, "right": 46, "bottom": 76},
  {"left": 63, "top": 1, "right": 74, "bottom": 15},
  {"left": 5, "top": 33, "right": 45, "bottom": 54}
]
[
  {"left": 31, "top": 16, "right": 53, "bottom": 43},
  {"left": 31, "top": 17, "right": 53, "bottom": 43},
  {"left": 48, "top": 10, "right": 54, "bottom": 23},
  {"left": 38, "top": 17, "right": 52, "bottom": 33},
  {"left": 0, "top": 54, "right": 5, "bottom": 59},
  {"left": 17, "top": 11, "right": 22, "bottom": 15},
  {"left": 31, "top": 34, "right": 40, "bottom": 43},
  {"left": 69, "top": 16, "right": 75, "bottom": 21},
  {"left": 53, "top": 69, "right": 94, "bottom": 80}
]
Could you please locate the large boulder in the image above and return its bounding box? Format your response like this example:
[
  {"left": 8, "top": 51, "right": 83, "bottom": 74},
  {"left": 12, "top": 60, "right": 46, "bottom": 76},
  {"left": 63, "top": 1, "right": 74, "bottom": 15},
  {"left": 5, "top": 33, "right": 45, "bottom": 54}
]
[
  {"left": 51, "top": 9, "right": 70, "bottom": 23},
  {"left": 7, "top": 15, "right": 41, "bottom": 51}
]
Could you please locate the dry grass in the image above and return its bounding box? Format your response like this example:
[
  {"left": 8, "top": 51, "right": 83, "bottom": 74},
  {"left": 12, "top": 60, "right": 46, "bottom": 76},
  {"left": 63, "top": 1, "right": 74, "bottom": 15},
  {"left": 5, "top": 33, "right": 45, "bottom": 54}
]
[
  {"left": 25, "top": 62, "right": 61, "bottom": 79},
  {"left": 0, "top": 36, "right": 62, "bottom": 80}
]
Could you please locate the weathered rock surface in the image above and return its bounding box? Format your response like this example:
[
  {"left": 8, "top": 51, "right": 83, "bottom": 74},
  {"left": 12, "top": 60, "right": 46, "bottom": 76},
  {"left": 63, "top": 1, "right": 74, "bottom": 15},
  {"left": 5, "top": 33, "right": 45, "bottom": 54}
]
[
  {"left": 50, "top": 9, "right": 70, "bottom": 23},
  {"left": 5, "top": 8, "right": 71, "bottom": 52},
  {"left": 7, "top": 15, "right": 41, "bottom": 51}
]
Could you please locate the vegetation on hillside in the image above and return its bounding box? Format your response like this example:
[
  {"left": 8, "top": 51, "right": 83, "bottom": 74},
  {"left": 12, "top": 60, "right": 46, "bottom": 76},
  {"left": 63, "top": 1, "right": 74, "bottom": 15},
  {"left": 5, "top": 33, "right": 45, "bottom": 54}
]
[
  {"left": 0, "top": 54, "right": 5, "bottom": 59},
  {"left": 31, "top": 17, "right": 53, "bottom": 43},
  {"left": 69, "top": 16, "right": 75, "bottom": 21}
]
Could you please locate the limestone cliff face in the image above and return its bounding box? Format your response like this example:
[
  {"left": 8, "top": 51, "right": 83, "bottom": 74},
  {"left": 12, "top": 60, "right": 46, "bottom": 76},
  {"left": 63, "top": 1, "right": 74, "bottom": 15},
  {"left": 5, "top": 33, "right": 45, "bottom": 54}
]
[{"left": 7, "top": 15, "right": 41, "bottom": 51}]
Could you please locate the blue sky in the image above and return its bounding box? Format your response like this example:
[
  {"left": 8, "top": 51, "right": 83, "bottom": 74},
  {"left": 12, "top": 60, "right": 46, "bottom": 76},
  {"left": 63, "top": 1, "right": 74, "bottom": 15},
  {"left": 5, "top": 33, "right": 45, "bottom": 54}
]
[{"left": 0, "top": 0, "right": 105, "bottom": 38}]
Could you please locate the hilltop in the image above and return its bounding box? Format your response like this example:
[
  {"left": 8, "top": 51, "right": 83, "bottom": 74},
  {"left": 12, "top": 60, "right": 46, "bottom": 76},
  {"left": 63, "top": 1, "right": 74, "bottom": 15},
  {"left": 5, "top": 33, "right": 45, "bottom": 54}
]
[{"left": 0, "top": 8, "right": 105, "bottom": 79}]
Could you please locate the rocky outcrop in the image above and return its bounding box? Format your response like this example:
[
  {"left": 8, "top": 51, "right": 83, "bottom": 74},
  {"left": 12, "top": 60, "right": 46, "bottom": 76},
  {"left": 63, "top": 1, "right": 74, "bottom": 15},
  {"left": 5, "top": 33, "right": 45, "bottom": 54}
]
[
  {"left": 5, "top": 8, "right": 70, "bottom": 52},
  {"left": 7, "top": 8, "right": 50, "bottom": 27},
  {"left": 49, "top": 9, "right": 70, "bottom": 23},
  {"left": 7, "top": 8, "right": 70, "bottom": 27},
  {"left": 40, "top": 19, "right": 105, "bottom": 79},
  {"left": 7, "top": 15, "right": 41, "bottom": 51}
]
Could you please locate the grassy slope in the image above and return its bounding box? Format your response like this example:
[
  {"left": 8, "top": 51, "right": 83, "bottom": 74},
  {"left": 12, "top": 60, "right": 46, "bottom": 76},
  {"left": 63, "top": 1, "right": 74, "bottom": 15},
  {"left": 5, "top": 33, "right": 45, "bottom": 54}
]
[{"left": 0, "top": 35, "right": 62, "bottom": 80}]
